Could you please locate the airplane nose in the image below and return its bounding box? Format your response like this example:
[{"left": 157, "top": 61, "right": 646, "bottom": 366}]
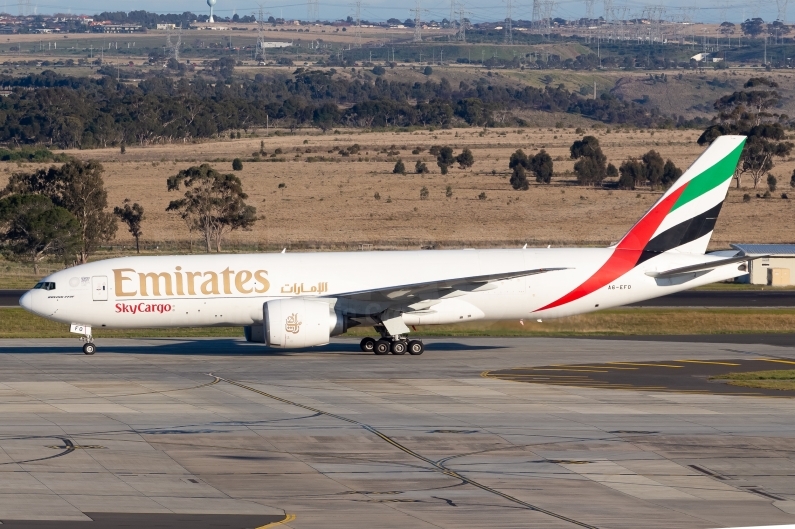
[{"left": 19, "top": 291, "right": 33, "bottom": 313}]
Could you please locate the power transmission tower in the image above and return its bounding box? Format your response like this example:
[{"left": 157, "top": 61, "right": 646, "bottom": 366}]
[
  {"left": 412, "top": 0, "right": 424, "bottom": 42},
  {"left": 504, "top": 0, "right": 513, "bottom": 44},
  {"left": 532, "top": 0, "right": 541, "bottom": 31},
  {"left": 541, "top": 0, "right": 555, "bottom": 37},
  {"left": 308, "top": 0, "right": 319, "bottom": 21},
  {"left": 354, "top": 0, "right": 363, "bottom": 47},
  {"left": 603, "top": 0, "right": 612, "bottom": 23},
  {"left": 584, "top": 0, "right": 594, "bottom": 19},
  {"left": 457, "top": 4, "right": 471, "bottom": 41},
  {"left": 166, "top": 24, "right": 182, "bottom": 62},
  {"left": 255, "top": 5, "right": 269, "bottom": 62},
  {"left": 776, "top": 0, "right": 788, "bottom": 22}
]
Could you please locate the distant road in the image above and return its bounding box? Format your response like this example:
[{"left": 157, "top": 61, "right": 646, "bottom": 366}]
[
  {"left": 0, "top": 289, "right": 793, "bottom": 308},
  {"left": 0, "top": 290, "right": 25, "bottom": 307},
  {"left": 628, "top": 290, "right": 795, "bottom": 308}
]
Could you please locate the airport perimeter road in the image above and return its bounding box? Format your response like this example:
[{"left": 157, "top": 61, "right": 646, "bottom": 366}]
[
  {"left": 0, "top": 337, "right": 794, "bottom": 528},
  {"left": 0, "top": 290, "right": 24, "bottom": 307},
  {"left": 628, "top": 289, "right": 795, "bottom": 307}
]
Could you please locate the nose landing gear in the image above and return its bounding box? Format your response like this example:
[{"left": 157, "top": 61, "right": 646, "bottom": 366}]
[
  {"left": 70, "top": 324, "right": 96, "bottom": 355},
  {"left": 82, "top": 342, "right": 96, "bottom": 355}
]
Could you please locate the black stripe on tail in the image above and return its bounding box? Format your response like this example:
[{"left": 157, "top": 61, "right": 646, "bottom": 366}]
[{"left": 636, "top": 202, "right": 723, "bottom": 266}]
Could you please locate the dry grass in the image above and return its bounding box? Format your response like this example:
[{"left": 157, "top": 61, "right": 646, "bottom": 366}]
[
  {"left": 2, "top": 308, "right": 792, "bottom": 339},
  {"left": 1, "top": 127, "right": 790, "bottom": 256},
  {"left": 712, "top": 370, "right": 795, "bottom": 391}
]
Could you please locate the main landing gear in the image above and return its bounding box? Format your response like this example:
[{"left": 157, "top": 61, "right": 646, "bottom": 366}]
[{"left": 359, "top": 337, "right": 424, "bottom": 356}]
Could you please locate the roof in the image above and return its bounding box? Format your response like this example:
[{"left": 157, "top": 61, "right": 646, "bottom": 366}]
[{"left": 731, "top": 244, "right": 795, "bottom": 257}]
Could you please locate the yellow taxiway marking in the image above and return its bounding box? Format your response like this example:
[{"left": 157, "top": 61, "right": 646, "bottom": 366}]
[
  {"left": 256, "top": 514, "right": 296, "bottom": 528},
  {"left": 676, "top": 360, "right": 741, "bottom": 366},
  {"left": 759, "top": 359, "right": 795, "bottom": 366},
  {"left": 608, "top": 362, "right": 683, "bottom": 368},
  {"left": 550, "top": 364, "right": 638, "bottom": 370},
  {"left": 530, "top": 368, "right": 609, "bottom": 373}
]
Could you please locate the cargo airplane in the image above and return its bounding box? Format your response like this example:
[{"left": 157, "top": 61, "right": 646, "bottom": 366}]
[{"left": 20, "top": 136, "right": 758, "bottom": 355}]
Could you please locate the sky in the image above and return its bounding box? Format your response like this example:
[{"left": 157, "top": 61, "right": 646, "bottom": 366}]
[{"left": 10, "top": 0, "right": 785, "bottom": 26}]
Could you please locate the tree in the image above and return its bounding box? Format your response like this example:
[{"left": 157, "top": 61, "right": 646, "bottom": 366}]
[
  {"left": 529, "top": 150, "right": 553, "bottom": 184},
  {"left": 113, "top": 199, "right": 145, "bottom": 254},
  {"left": 641, "top": 150, "right": 665, "bottom": 188},
  {"left": 618, "top": 159, "right": 644, "bottom": 190},
  {"left": 456, "top": 148, "right": 474, "bottom": 169},
  {"left": 510, "top": 165, "right": 529, "bottom": 190},
  {"left": 423, "top": 66, "right": 433, "bottom": 76},
  {"left": 741, "top": 18, "right": 765, "bottom": 37},
  {"left": 791, "top": 169, "right": 795, "bottom": 189},
  {"left": 393, "top": 159, "right": 406, "bottom": 175},
  {"left": 436, "top": 146, "right": 454, "bottom": 175},
  {"left": 415, "top": 161, "right": 429, "bottom": 174},
  {"left": 0, "top": 194, "right": 79, "bottom": 274},
  {"left": 166, "top": 164, "right": 257, "bottom": 253},
  {"left": 697, "top": 78, "right": 794, "bottom": 189},
  {"left": 232, "top": 158, "right": 243, "bottom": 171},
  {"left": 509, "top": 149, "right": 528, "bottom": 170},
  {"left": 1, "top": 160, "right": 117, "bottom": 263},
  {"left": 570, "top": 136, "right": 607, "bottom": 186},
  {"left": 372, "top": 65, "right": 386, "bottom": 76},
  {"left": 662, "top": 159, "right": 683, "bottom": 187}
]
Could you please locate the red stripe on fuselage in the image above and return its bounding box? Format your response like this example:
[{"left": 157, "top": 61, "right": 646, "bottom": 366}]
[{"left": 536, "top": 186, "right": 686, "bottom": 312}]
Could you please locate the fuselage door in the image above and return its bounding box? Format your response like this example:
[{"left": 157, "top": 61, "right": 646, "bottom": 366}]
[{"left": 92, "top": 276, "right": 108, "bottom": 301}]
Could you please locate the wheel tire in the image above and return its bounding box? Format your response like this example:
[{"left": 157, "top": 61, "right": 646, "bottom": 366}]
[
  {"left": 390, "top": 340, "right": 407, "bottom": 355},
  {"left": 407, "top": 340, "right": 424, "bottom": 355},
  {"left": 360, "top": 337, "right": 376, "bottom": 353},
  {"left": 374, "top": 340, "right": 390, "bottom": 355},
  {"left": 82, "top": 343, "right": 96, "bottom": 355}
]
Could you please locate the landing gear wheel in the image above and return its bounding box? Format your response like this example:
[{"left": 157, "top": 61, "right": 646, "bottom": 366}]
[
  {"left": 407, "top": 340, "right": 424, "bottom": 355},
  {"left": 360, "top": 337, "right": 376, "bottom": 353},
  {"left": 82, "top": 343, "right": 96, "bottom": 355},
  {"left": 390, "top": 340, "right": 407, "bottom": 355},
  {"left": 374, "top": 340, "right": 390, "bottom": 355}
]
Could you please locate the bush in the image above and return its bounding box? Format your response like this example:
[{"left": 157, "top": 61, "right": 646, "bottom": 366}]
[
  {"left": 510, "top": 165, "right": 529, "bottom": 190},
  {"left": 478, "top": 192, "right": 487, "bottom": 200},
  {"left": 767, "top": 174, "right": 777, "bottom": 192},
  {"left": 420, "top": 186, "right": 429, "bottom": 200},
  {"left": 374, "top": 192, "right": 381, "bottom": 200},
  {"left": 606, "top": 163, "right": 618, "bottom": 177},
  {"left": 120, "top": 143, "right": 126, "bottom": 155},
  {"left": 232, "top": 158, "right": 243, "bottom": 171},
  {"left": 791, "top": 169, "right": 795, "bottom": 188},
  {"left": 372, "top": 65, "right": 386, "bottom": 76},
  {"left": 456, "top": 148, "right": 475, "bottom": 169},
  {"left": 530, "top": 150, "right": 553, "bottom": 184},
  {"left": 415, "top": 161, "right": 429, "bottom": 174},
  {"left": 445, "top": 185, "right": 453, "bottom": 198},
  {"left": 436, "top": 146, "right": 454, "bottom": 174},
  {"left": 423, "top": 66, "right": 433, "bottom": 76},
  {"left": 743, "top": 193, "right": 751, "bottom": 202},
  {"left": 393, "top": 159, "right": 406, "bottom": 175}
]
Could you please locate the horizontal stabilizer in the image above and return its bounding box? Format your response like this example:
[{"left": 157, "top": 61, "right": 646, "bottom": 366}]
[{"left": 644, "top": 255, "right": 764, "bottom": 279}]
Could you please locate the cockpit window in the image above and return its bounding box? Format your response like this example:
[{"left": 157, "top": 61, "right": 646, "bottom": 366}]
[
  {"left": 33, "top": 282, "right": 56, "bottom": 290},
  {"left": 46, "top": 282, "right": 56, "bottom": 290},
  {"left": 33, "top": 283, "right": 44, "bottom": 289}
]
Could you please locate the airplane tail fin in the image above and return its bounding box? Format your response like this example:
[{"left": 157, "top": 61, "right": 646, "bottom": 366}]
[{"left": 615, "top": 135, "right": 746, "bottom": 263}]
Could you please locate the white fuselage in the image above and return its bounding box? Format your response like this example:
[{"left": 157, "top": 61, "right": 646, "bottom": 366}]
[{"left": 20, "top": 247, "right": 743, "bottom": 331}]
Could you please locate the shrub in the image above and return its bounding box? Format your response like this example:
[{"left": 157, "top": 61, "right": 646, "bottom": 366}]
[
  {"left": 415, "top": 161, "right": 429, "bottom": 174},
  {"left": 478, "top": 192, "right": 487, "bottom": 200},
  {"left": 393, "top": 159, "right": 406, "bottom": 175},
  {"left": 445, "top": 185, "right": 453, "bottom": 198},
  {"left": 423, "top": 65, "right": 433, "bottom": 76},
  {"left": 768, "top": 174, "right": 777, "bottom": 192},
  {"left": 120, "top": 143, "right": 126, "bottom": 155},
  {"left": 232, "top": 158, "right": 243, "bottom": 171},
  {"left": 436, "top": 146, "right": 454, "bottom": 174},
  {"left": 420, "top": 186, "right": 429, "bottom": 200},
  {"left": 372, "top": 65, "right": 386, "bottom": 76},
  {"left": 374, "top": 192, "right": 381, "bottom": 200},
  {"left": 530, "top": 150, "right": 553, "bottom": 184},
  {"left": 606, "top": 163, "right": 618, "bottom": 177},
  {"left": 743, "top": 193, "right": 751, "bottom": 202}
]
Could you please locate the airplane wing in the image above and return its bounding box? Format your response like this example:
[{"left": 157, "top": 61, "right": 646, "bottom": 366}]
[
  {"left": 644, "top": 255, "right": 764, "bottom": 279},
  {"left": 332, "top": 268, "right": 569, "bottom": 303}
]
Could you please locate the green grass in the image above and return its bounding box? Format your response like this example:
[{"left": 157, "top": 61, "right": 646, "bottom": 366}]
[
  {"left": 1, "top": 308, "right": 792, "bottom": 340},
  {"left": 711, "top": 370, "right": 795, "bottom": 391}
]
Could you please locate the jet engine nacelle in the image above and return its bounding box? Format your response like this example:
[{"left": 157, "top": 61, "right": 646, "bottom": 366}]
[{"left": 253, "top": 298, "right": 346, "bottom": 348}]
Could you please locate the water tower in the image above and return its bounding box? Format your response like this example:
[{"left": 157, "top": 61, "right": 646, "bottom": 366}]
[{"left": 207, "top": 0, "right": 216, "bottom": 23}]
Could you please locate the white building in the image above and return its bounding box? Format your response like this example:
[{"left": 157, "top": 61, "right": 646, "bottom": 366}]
[{"left": 731, "top": 244, "right": 795, "bottom": 286}]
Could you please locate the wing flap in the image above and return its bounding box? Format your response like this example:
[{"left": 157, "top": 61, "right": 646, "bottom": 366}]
[{"left": 644, "top": 255, "right": 763, "bottom": 279}]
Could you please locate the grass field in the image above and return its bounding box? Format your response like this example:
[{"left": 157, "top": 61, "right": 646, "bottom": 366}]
[
  {"left": 712, "top": 370, "right": 795, "bottom": 391},
  {"left": 1, "top": 308, "right": 792, "bottom": 340}
]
